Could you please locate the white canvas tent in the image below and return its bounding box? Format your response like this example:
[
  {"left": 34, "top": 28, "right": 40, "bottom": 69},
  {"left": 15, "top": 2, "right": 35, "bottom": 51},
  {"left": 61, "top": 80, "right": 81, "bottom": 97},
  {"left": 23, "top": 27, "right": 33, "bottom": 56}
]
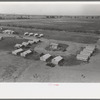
[
  {"left": 33, "top": 39, "right": 41, "bottom": 43},
  {"left": 38, "top": 34, "right": 44, "bottom": 38},
  {"left": 12, "top": 48, "right": 23, "bottom": 55},
  {"left": 80, "top": 50, "right": 92, "bottom": 57},
  {"left": 85, "top": 45, "right": 96, "bottom": 51},
  {"left": 40, "top": 53, "right": 51, "bottom": 61},
  {"left": 28, "top": 40, "right": 35, "bottom": 44},
  {"left": 22, "top": 42, "right": 29, "bottom": 47},
  {"left": 52, "top": 56, "right": 63, "bottom": 65},
  {"left": 24, "top": 32, "right": 29, "bottom": 35},
  {"left": 76, "top": 54, "right": 89, "bottom": 61},
  {"left": 20, "top": 49, "right": 32, "bottom": 57},
  {"left": 14, "top": 44, "right": 22, "bottom": 48},
  {"left": 34, "top": 33, "right": 39, "bottom": 37},
  {"left": 29, "top": 33, "right": 34, "bottom": 36}
]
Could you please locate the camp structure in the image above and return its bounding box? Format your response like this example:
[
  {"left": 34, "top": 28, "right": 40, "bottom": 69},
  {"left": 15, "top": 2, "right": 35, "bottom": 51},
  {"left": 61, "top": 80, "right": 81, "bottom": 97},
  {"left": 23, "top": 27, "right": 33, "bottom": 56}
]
[
  {"left": 50, "top": 43, "right": 58, "bottom": 50},
  {"left": 52, "top": 56, "right": 63, "bottom": 65},
  {"left": 76, "top": 54, "right": 89, "bottom": 62},
  {"left": 28, "top": 40, "right": 35, "bottom": 45},
  {"left": 0, "top": 36, "right": 4, "bottom": 40},
  {"left": 12, "top": 48, "right": 24, "bottom": 55},
  {"left": 2, "top": 30, "right": 14, "bottom": 34},
  {"left": 20, "top": 49, "right": 32, "bottom": 57},
  {"left": 40, "top": 53, "right": 52, "bottom": 61},
  {"left": 85, "top": 45, "right": 96, "bottom": 52},
  {"left": 24, "top": 32, "right": 29, "bottom": 36},
  {"left": 38, "top": 34, "right": 44, "bottom": 38},
  {"left": 29, "top": 33, "right": 34, "bottom": 36},
  {"left": 22, "top": 42, "right": 29, "bottom": 47},
  {"left": 76, "top": 45, "right": 96, "bottom": 61},
  {"left": 33, "top": 39, "right": 41, "bottom": 43},
  {"left": 34, "top": 33, "right": 39, "bottom": 37},
  {"left": 14, "top": 44, "right": 23, "bottom": 48}
]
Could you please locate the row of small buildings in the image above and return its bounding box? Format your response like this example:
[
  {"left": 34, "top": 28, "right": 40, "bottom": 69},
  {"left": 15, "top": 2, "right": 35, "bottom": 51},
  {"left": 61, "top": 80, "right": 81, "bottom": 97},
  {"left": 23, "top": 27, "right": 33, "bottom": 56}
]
[
  {"left": 40, "top": 53, "right": 63, "bottom": 65},
  {"left": 24, "top": 32, "right": 44, "bottom": 38},
  {"left": 12, "top": 39, "right": 41, "bottom": 57},
  {"left": 12, "top": 48, "right": 63, "bottom": 65},
  {"left": 14, "top": 39, "right": 41, "bottom": 49},
  {"left": 12, "top": 48, "right": 33, "bottom": 57},
  {"left": 2, "top": 30, "right": 15, "bottom": 34},
  {"left": 76, "top": 45, "right": 96, "bottom": 61}
]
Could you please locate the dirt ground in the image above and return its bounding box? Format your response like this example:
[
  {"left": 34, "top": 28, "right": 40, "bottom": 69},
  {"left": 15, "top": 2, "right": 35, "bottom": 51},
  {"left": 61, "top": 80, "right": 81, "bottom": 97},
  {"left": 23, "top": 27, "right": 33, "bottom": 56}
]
[
  {"left": 0, "top": 49, "right": 100, "bottom": 82},
  {"left": 0, "top": 33, "right": 100, "bottom": 82}
]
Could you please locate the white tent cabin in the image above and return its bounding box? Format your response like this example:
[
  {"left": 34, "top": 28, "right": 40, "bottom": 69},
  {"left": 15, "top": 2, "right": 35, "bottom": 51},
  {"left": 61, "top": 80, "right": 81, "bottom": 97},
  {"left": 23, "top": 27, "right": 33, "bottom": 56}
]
[
  {"left": 80, "top": 50, "right": 92, "bottom": 57},
  {"left": 0, "top": 36, "right": 4, "bottom": 40},
  {"left": 14, "top": 44, "right": 23, "bottom": 48},
  {"left": 52, "top": 56, "right": 63, "bottom": 65},
  {"left": 3, "top": 30, "right": 14, "bottom": 34},
  {"left": 33, "top": 39, "right": 41, "bottom": 43},
  {"left": 34, "top": 33, "right": 39, "bottom": 37},
  {"left": 28, "top": 40, "right": 35, "bottom": 45},
  {"left": 76, "top": 54, "right": 89, "bottom": 62},
  {"left": 12, "top": 48, "right": 24, "bottom": 55},
  {"left": 22, "top": 42, "right": 29, "bottom": 47},
  {"left": 38, "top": 34, "right": 44, "bottom": 38},
  {"left": 24, "top": 32, "right": 29, "bottom": 36},
  {"left": 85, "top": 45, "right": 96, "bottom": 52},
  {"left": 29, "top": 33, "right": 34, "bottom": 36},
  {"left": 40, "top": 53, "right": 52, "bottom": 61},
  {"left": 20, "top": 49, "right": 32, "bottom": 57},
  {"left": 50, "top": 43, "right": 58, "bottom": 50}
]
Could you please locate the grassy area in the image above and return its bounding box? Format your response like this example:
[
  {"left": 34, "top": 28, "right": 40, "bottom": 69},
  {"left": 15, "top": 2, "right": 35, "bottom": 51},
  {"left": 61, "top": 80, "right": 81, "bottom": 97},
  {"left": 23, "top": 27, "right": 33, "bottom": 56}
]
[
  {"left": 0, "top": 18, "right": 100, "bottom": 32},
  {"left": 60, "top": 55, "right": 84, "bottom": 66},
  {"left": 0, "top": 18, "right": 99, "bottom": 44}
]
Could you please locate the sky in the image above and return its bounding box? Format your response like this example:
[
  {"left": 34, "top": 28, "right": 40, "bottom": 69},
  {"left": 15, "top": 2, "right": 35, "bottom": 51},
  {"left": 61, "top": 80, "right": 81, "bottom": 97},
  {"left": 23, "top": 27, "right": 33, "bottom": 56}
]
[{"left": 0, "top": 2, "right": 100, "bottom": 15}]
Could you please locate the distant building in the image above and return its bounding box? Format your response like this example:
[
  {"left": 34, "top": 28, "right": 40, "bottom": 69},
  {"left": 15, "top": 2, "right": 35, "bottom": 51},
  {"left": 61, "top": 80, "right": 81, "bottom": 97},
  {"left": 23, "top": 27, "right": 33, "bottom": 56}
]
[{"left": 3, "top": 30, "right": 14, "bottom": 34}]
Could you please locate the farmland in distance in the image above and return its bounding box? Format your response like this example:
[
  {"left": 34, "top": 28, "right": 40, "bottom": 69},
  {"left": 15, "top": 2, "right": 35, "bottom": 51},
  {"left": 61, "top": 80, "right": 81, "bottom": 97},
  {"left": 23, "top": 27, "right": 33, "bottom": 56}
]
[{"left": 0, "top": 17, "right": 100, "bottom": 44}]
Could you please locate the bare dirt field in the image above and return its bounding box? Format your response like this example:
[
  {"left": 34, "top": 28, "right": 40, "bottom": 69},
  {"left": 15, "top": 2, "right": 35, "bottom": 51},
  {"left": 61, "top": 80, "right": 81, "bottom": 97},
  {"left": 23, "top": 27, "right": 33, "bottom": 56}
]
[{"left": 0, "top": 33, "right": 100, "bottom": 82}]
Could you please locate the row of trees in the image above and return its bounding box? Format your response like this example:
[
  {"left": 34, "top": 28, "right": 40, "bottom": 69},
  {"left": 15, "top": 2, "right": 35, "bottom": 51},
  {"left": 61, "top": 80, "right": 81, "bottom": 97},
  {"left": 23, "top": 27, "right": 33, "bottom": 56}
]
[
  {"left": 0, "top": 16, "right": 31, "bottom": 20},
  {"left": 46, "top": 16, "right": 100, "bottom": 19}
]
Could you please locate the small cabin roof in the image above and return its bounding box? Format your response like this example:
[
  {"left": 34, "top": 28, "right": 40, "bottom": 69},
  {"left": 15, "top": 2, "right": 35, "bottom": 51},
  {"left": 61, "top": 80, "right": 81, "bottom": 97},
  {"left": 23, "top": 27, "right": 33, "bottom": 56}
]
[{"left": 53, "top": 56, "right": 63, "bottom": 62}]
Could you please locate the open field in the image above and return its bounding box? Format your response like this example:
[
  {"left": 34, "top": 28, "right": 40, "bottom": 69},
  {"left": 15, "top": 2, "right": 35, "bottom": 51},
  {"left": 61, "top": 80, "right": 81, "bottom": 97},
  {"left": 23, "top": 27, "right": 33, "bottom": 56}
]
[
  {"left": 0, "top": 17, "right": 100, "bottom": 82},
  {"left": 0, "top": 18, "right": 100, "bottom": 44}
]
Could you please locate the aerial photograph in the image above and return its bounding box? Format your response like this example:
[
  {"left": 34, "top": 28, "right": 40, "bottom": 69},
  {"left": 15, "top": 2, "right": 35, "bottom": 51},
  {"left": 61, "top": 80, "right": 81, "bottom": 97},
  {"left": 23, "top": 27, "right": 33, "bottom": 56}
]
[{"left": 0, "top": 2, "right": 100, "bottom": 82}]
